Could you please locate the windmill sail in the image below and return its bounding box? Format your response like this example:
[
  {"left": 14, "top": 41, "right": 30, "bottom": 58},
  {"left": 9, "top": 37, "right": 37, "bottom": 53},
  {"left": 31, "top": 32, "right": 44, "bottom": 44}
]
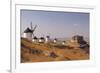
[
  {"left": 32, "top": 25, "right": 37, "bottom": 37},
  {"left": 30, "top": 22, "right": 37, "bottom": 37},
  {"left": 30, "top": 22, "right": 33, "bottom": 30},
  {"left": 32, "top": 25, "right": 37, "bottom": 32}
]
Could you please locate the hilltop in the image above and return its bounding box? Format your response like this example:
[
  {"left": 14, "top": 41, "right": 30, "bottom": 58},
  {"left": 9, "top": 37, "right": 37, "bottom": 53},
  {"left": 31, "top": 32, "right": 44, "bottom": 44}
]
[{"left": 21, "top": 38, "right": 89, "bottom": 63}]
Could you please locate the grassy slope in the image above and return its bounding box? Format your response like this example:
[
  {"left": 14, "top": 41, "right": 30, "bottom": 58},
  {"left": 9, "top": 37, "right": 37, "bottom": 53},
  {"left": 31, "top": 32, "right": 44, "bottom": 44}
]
[{"left": 21, "top": 38, "right": 89, "bottom": 63}]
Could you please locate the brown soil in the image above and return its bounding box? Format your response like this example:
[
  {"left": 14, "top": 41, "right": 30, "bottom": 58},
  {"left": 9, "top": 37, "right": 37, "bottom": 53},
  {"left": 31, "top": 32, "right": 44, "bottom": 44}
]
[{"left": 21, "top": 38, "right": 89, "bottom": 63}]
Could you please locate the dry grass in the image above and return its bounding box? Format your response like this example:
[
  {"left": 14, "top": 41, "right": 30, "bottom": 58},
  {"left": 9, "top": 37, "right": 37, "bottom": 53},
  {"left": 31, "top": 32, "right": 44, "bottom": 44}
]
[{"left": 21, "top": 38, "right": 89, "bottom": 63}]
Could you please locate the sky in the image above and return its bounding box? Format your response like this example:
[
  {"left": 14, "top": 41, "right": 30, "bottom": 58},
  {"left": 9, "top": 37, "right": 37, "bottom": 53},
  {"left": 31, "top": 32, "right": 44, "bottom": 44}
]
[{"left": 20, "top": 10, "right": 89, "bottom": 39}]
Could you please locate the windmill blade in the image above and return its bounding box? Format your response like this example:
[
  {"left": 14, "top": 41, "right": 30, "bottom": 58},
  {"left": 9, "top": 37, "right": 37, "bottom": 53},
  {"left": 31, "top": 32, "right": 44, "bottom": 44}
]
[
  {"left": 32, "top": 25, "right": 37, "bottom": 37},
  {"left": 32, "top": 25, "right": 37, "bottom": 32},
  {"left": 30, "top": 22, "right": 33, "bottom": 30}
]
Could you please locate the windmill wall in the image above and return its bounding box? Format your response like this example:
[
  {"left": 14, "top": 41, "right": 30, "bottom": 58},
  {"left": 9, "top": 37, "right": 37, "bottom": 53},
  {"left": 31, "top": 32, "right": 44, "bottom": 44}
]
[{"left": 23, "top": 33, "right": 33, "bottom": 40}]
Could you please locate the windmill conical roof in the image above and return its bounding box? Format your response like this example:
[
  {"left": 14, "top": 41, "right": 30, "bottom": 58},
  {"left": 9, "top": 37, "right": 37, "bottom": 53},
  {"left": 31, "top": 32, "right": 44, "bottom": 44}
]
[
  {"left": 40, "top": 37, "right": 45, "bottom": 40},
  {"left": 24, "top": 27, "right": 33, "bottom": 33},
  {"left": 33, "top": 36, "right": 38, "bottom": 39}
]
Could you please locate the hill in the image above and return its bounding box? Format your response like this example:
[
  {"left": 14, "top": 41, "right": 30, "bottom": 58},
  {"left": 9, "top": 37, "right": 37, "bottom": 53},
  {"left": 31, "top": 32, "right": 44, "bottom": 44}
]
[{"left": 21, "top": 38, "right": 89, "bottom": 63}]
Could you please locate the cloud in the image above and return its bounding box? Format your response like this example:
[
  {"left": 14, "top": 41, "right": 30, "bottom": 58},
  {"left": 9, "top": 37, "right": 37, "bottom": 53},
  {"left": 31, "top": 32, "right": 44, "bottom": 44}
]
[{"left": 73, "top": 24, "right": 79, "bottom": 26}]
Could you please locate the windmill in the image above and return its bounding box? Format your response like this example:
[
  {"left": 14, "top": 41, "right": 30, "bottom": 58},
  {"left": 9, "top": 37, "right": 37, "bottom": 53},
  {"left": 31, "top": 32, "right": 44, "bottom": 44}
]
[{"left": 30, "top": 22, "right": 37, "bottom": 38}]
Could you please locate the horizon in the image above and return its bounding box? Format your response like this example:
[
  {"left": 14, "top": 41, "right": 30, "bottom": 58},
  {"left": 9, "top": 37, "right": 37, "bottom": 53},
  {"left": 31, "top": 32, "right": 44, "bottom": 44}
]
[{"left": 21, "top": 10, "right": 89, "bottom": 39}]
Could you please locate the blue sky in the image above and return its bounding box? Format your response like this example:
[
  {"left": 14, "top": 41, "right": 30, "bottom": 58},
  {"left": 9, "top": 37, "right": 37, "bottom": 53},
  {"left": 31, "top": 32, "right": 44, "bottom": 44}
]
[{"left": 20, "top": 10, "right": 89, "bottom": 38}]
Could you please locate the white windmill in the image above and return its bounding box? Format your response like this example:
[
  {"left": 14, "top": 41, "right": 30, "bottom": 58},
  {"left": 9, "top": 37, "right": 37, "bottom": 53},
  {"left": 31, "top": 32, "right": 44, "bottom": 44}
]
[
  {"left": 22, "top": 22, "right": 37, "bottom": 41},
  {"left": 45, "top": 35, "right": 50, "bottom": 43},
  {"left": 62, "top": 41, "right": 66, "bottom": 45},
  {"left": 53, "top": 38, "right": 57, "bottom": 43}
]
